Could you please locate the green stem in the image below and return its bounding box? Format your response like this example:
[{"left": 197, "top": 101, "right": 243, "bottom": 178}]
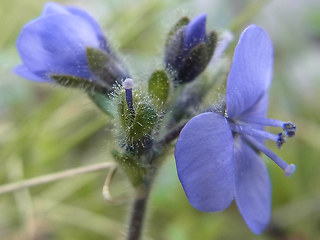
[
  {"left": 0, "top": 162, "right": 115, "bottom": 195},
  {"left": 127, "top": 186, "right": 150, "bottom": 240}
]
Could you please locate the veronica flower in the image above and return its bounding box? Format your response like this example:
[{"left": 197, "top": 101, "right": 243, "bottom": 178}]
[
  {"left": 174, "top": 25, "right": 296, "bottom": 234},
  {"left": 15, "top": 2, "right": 121, "bottom": 85}
]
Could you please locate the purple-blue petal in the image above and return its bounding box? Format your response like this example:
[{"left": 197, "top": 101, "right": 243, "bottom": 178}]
[
  {"left": 42, "top": 2, "right": 69, "bottom": 16},
  {"left": 14, "top": 65, "right": 48, "bottom": 82},
  {"left": 226, "top": 25, "right": 273, "bottom": 118},
  {"left": 184, "top": 14, "right": 207, "bottom": 51},
  {"left": 174, "top": 112, "right": 235, "bottom": 212},
  {"left": 240, "top": 92, "right": 269, "bottom": 119},
  {"left": 17, "top": 14, "right": 102, "bottom": 80},
  {"left": 66, "top": 6, "right": 109, "bottom": 52},
  {"left": 41, "top": 2, "right": 108, "bottom": 51},
  {"left": 234, "top": 137, "right": 271, "bottom": 234},
  {"left": 239, "top": 93, "right": 269, "bottom": 136}
]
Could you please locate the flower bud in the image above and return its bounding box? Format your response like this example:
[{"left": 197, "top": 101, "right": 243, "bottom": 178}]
[
  {"left": 15, "top": 2, "right": 128, "bottom": 93},
  {"left": 165, "top": 14, "right": 217, "bottom": 83},
  {"left": 184, "top": 14, "right": 207, "bottom": 52}
]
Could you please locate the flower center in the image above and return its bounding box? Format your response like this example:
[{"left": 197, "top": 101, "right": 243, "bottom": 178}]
[{"left": 227, "top": 116, "right": 297, "bottom": 177}]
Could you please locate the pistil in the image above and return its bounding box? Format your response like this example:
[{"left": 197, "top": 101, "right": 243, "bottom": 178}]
[{"left": 122, "top": 78, "right": 135, "bottom": 115}]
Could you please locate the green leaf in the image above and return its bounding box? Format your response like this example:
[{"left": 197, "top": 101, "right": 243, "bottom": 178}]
[
  {"left": 206, "top": 31, "right": 218, "bottom": 61},
  {"left": 164, "top": 18, "right": 189, "bottom": 70},
  {"left": 118, "top": 94, "right": 158, "bottom": 152},
  {"left": 112, "top": 150, "right": 147, "bottom": 187},
  {"left": 51, "top": 74, "right": 108, "bottom": 93},
  {"left": 86, "top": 47, "right": 110, "bottom": 76},
  {"left": 164, "top": 28, "right": 185, "bottom": 72},
  {"left": 88, "top": 92, "right": 113, "bottom": 116},
  {"left": 177, "top": 43, "right": 209, "bottom": 83},
  {"left": 86, "top": 47, "right": 128, "bottom": 87},
  {"left": 129, "top": 103, "right": 158, "bottom": 143},
  {"left": 174, "top": 32, "right": 217, "bottom": 83},
  {"left": 166, "top": 17, "right": 190, "bottom": 45},
  {"left": 148, "top": 69, "right": 170, "bottom": 107}
]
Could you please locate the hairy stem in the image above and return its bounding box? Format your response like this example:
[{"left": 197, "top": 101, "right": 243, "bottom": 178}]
[
  {"left": 127, "top": 187, "right": 150, "bottom": 240},
  {"left": 157, "top": 121, "right": 187, "bottom": 146}
]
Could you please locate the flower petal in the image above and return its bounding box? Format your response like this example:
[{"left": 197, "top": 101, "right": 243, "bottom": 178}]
[
  {"left": 226, "top": 25, "right": 273, "bottom": 118},
  {"left": 240, "top": 92, "right": 269, "bottom": 119},
  {"left": 174, "top": 112, "right": 235, "bottom": 212},
  {"left": 42, "top": 2, "right": 69, "bottom": 16},
  {"left": 240, "top": 93, "right": 269, "bottom": 135},
  {"left": 184, "top": 14, "right": 207, "bottom": 51},
  {"left": 41, "top": 2, "right": 108, "bottom": 51},
  {"left": 17, "top": 14, "right": 103, "bottom": 80},
  {"left": 14, "top": 65, "right": 48, "bottom": 82},
  {"left": 66, "top": 6, "right": 109, "bottom": 52},
  {"left": 234, "top": 137, "right": 271, "bottom": 234}
]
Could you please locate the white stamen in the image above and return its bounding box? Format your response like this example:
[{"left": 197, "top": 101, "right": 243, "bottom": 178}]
[
  {"left": 122, "top": 78, "right": 134, "bottom": 89},
  {"left": 211, "top": 30, "right": 234, "bottom": 65},
  {"left": 284, "top": 164, "right": 296, "bottom": 177}
]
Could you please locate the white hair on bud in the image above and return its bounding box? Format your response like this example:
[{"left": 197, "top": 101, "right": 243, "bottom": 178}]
[
  {"left": 122, "top": 78, "right": 134, "bottom": 89},
  {"left": 210, "top": 30, "right": 234, "bottom": 66}
]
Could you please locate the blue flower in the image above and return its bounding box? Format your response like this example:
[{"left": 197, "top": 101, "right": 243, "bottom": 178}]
[
  {"left": 183, "top": 14, "right": 207, "bottom": 53},
  {"left": 165, "top": 14, "right": 216, "bottom": 83},
  {"left": 15, "top": 2, "right": 109, "bottom": 82},
  {"left": 174, "top": 25, "right": 296, "bottom": 234}
]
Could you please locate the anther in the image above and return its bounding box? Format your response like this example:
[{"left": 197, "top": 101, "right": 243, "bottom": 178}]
[
  {"left": 277, "top": 132, "right": 288, "bottom": 149},
  {"left": 282, "top": 122, "right": 296, "bottom": 137}
]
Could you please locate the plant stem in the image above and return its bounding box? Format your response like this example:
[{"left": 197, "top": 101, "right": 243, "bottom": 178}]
[
  {"left": 127, "top": 185, "right": 150, "bottom": 240},
  {"left": 157, "top": 121, "right": 186, "bottom": 146},
  {"left": 0, "top": 162, "right": 115, "bottom": 195}
]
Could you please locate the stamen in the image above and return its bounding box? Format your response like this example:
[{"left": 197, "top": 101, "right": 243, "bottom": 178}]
[
  {"left": 229, "top": 123, "right": 278, "bottom": 142},
  {"left": 277, "top": 132, "right": 288, "bottom": 149},
  {"left": 245, "top": 136, "right": 296, "bottom": 177},
  {"left": 122, "top": 78, "right": 135, "bottom": 114},
  {"left": 282, "top": 122, "right": 296, "bottom": 137},
  {"left": 238, "top": 116, "right": 284, "bottom": 128},
  {"left": 238, "top": 117, "right": 297, "bottom": 138}
]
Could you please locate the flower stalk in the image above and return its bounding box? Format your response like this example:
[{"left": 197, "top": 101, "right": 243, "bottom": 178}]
[{"left": 127, "top": 185, "right": 151, "bottom": 240}]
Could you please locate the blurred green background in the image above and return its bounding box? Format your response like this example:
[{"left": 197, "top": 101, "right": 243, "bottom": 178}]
[{"left": 1, "top": 0, "right": 320, "bottom": 239}]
